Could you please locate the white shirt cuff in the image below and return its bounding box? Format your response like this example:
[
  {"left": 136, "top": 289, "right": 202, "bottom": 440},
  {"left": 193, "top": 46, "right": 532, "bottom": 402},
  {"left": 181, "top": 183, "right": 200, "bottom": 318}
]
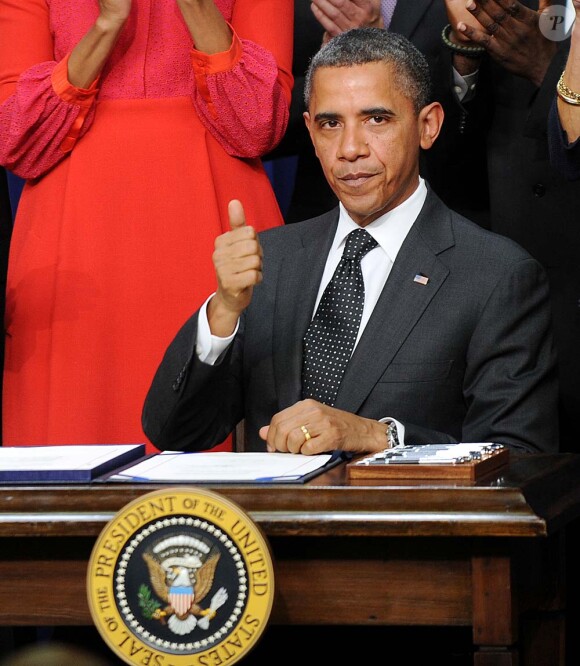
[
  {"left": 196, "top": 293, "right": 238, "bottom": 365},
  {"left": 378, "top": 417, "right": 405, "bottom": 447}
]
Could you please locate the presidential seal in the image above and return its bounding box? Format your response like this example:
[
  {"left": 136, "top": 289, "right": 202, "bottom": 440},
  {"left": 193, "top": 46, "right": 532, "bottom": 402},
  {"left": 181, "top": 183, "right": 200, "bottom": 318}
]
[{"left": 87, "top": 488, "right": 274, "bottom": 665}]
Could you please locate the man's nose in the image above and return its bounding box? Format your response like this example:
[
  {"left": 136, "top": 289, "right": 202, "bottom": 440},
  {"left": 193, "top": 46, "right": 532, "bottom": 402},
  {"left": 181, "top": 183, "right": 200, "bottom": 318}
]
[{"left": 337, "top": 125, "right": 370, "bottom": 161}]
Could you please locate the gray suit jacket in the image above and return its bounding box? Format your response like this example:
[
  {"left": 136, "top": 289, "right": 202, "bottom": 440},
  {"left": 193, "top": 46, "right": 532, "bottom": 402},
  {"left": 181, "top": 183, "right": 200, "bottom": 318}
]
[{"left": 142, "top": 189, "right": 559, "bottom": 454}]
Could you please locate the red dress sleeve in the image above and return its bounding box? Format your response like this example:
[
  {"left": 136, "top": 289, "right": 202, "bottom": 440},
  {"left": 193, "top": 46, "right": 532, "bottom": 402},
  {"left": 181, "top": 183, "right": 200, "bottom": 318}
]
[
  {"left": 190, "top": 0, "right": 294, "bottom": 158},
  {"left": 0, "top": 0, "right": 99, "bottom": 178}
]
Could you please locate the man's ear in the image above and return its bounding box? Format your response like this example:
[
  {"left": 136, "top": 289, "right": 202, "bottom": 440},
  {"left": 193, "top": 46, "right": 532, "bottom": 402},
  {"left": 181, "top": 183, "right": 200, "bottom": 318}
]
[
  {"left": 304, "top": 111, "right": 312, "bottom": 135},
  {"left": 418, "top": 102, "right": 444, "bottom": 150}
]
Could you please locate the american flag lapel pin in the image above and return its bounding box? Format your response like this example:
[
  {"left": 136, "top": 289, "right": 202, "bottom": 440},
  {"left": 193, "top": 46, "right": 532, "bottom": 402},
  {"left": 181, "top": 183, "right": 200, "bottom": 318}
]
[{"left": 413, "top": 273, "right": 429, "bottom": 286}]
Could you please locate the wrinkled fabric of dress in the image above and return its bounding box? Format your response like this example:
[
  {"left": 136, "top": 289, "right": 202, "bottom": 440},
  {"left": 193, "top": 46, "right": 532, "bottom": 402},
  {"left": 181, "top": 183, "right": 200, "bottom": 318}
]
[{"left": 0, "top": 0, "right": 293, "bottom": 452}]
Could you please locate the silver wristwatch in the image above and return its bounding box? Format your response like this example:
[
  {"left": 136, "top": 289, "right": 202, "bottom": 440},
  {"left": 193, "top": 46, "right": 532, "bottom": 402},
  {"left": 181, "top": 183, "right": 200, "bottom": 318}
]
[{"left": 386, "top": 421, "right": 399, "bottom": 448}]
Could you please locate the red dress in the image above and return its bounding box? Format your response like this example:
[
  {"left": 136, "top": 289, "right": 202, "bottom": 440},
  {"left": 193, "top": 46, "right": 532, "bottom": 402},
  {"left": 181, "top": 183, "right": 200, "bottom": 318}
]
[{"left": 0, "top": 0, "right": 293, "bottom": 452}]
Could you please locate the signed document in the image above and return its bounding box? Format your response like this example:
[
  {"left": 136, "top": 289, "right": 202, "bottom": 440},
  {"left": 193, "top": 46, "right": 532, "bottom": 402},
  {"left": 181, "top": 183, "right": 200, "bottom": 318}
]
[{"left": 109, "top": 451, "right": 336, "bottom": 484}]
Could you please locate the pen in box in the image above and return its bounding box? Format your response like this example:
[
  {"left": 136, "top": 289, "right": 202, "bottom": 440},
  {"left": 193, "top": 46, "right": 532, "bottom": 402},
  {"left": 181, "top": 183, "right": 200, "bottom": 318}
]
[{"left": 374, "top": 457, "right": 469, "bottom": 465}]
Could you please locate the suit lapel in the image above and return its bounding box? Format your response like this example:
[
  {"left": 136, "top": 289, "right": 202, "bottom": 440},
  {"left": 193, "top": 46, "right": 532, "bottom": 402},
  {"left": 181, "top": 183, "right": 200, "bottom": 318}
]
[
  {"left": 334, "top": 192, "right": 454, "bottom": 414},
  {"left": 390, "top": 0, "right": 434, "bottom": 38},
  {"left": 273, "top": 211, "right": 339, "bottom": 410}
]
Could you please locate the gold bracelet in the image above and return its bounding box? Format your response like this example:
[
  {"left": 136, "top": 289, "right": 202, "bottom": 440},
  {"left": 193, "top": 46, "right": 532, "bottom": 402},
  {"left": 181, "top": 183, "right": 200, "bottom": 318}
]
[{"left": 557, "top": 70, "right": 580, "bottom": 106}]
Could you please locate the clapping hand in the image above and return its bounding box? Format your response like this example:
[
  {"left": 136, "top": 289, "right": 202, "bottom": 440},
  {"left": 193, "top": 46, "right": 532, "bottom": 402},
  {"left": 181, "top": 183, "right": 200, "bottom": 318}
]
[
  {"left": 311, "top": 0, "right": 383, "bottom": 44},
  {"left": 445, "top": 0, "right": 558, "bottom": 87},
  {"left": 98, "top": 0, "right": 132, "bottom": 25}
]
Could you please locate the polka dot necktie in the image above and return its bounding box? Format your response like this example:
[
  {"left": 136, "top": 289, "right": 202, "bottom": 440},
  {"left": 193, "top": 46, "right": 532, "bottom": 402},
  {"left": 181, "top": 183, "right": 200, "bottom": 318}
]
[{"left": 302, "top": 228, "right": 378, "bottom": 406}]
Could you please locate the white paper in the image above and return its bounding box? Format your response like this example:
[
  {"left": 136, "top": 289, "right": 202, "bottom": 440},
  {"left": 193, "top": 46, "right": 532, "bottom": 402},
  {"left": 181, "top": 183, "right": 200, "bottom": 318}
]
[
  {"left": 111, "top": 451, "right": 333, "bottom": 482},
  {"left": 0, "top": 444, "right": 143, "bottom": 471}
]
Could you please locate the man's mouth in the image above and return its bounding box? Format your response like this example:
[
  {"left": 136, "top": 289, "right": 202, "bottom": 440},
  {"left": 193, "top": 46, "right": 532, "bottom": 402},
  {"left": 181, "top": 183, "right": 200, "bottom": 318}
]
[{"left": 338, "top": 172, "right": 377, "bottom": 187}]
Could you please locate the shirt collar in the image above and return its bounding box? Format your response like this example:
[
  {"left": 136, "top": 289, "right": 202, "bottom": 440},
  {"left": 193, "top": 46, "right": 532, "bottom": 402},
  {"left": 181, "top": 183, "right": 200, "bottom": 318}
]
[{"left": 334, "top": 178, "right": 428, "bottom": 263}]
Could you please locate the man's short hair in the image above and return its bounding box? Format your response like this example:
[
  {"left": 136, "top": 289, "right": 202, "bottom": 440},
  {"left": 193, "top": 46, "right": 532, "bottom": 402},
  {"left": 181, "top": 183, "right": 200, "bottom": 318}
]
[{"left": 304, "top": 27, "right": 432, "bottom": 115}]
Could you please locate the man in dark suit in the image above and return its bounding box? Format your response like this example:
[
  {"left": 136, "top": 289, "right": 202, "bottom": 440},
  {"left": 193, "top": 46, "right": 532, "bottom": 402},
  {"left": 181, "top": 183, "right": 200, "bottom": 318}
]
[
  {"left": 142, "top": 28, "right": 558, "bottom": 457},
  {"left": 441, "top": 0, "right": 580, "bottom": 453}
]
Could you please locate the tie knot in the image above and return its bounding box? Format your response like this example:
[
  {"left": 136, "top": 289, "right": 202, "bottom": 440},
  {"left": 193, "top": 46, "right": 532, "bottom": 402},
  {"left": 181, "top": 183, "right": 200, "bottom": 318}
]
[{"left": 342, "top": 228, "right": 378, "bottom": 263}]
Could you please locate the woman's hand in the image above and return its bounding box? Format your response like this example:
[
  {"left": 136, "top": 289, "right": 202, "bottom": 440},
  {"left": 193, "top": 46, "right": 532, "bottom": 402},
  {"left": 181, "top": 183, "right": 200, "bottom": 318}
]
[
  {"left": 444, "top": 0, "right": 478, "bottom": 42},
  {"left": 68, "top": 0, "right": 131, "bottom": 88},
  {"left": 98, "top": 0, "right": 132, "bottom": 28},
  {"left": 175, "top": 0, "right": 232, "bottom": 54}
]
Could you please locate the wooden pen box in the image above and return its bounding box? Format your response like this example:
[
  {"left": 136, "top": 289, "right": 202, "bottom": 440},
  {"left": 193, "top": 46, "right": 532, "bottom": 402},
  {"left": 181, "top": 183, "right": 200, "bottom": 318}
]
[{"left": 347, "top": 443, "right": 510, "bottom": 482}]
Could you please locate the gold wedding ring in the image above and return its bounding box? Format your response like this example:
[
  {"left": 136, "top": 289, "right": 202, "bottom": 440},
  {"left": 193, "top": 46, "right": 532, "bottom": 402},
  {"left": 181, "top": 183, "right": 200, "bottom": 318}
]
[{"left": 300, "top": 425, "right": 312, "bottom": 442}]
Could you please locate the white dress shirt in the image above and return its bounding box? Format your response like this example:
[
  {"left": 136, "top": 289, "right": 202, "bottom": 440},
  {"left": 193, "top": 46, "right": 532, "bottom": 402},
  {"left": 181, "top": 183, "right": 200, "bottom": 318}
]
[{"left": 315, "top": 178, "right": 427, "bottom": 346}]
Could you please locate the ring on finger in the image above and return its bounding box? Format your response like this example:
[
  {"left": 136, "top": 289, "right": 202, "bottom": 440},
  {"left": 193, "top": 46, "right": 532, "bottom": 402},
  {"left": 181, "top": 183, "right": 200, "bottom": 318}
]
[
  {"left": 487, "top": 21, "right": 500, "bottom": 34},
  {"left": 300, "top": 425, "right": 312, "bottom": 442}
]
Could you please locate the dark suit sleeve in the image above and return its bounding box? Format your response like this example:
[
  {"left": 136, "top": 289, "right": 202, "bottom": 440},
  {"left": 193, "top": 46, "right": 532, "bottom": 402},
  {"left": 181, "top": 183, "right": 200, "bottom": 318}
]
[
  {"left": 524, "top": 45, "right": 568, "bottom": 139},
  {"left": 403, "top": 257, "right": 559, "bottom": 454},
  {"left": 141, "top": 311, "right": 245, "bottom": 451},
  {"left": 424, "top": 50, "right": 492, "bottom": 225},
  {"left": 548, "top": 96, "right": 580, "bottom": 180},
  {"left": 462, "top": 257, "right": 558, "bottom": 453}
]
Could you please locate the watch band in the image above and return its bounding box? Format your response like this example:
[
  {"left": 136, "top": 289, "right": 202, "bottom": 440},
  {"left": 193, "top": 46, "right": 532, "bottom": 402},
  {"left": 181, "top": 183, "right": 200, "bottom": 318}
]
[{"left": 386, "top": 421, "right": 400, "bottom": 448}]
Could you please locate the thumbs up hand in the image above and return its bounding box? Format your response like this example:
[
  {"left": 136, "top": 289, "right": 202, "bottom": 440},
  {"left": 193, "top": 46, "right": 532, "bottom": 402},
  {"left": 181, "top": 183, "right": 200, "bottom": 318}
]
[{"left": 207, "top": 200, "right": 263, "bottom": 337}]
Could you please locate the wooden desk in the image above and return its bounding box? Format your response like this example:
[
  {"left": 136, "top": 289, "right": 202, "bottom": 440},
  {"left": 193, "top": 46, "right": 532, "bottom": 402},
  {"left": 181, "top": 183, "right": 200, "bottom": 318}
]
[{"left": 1, "top": 453, "right": 579, "bottom": 666}]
